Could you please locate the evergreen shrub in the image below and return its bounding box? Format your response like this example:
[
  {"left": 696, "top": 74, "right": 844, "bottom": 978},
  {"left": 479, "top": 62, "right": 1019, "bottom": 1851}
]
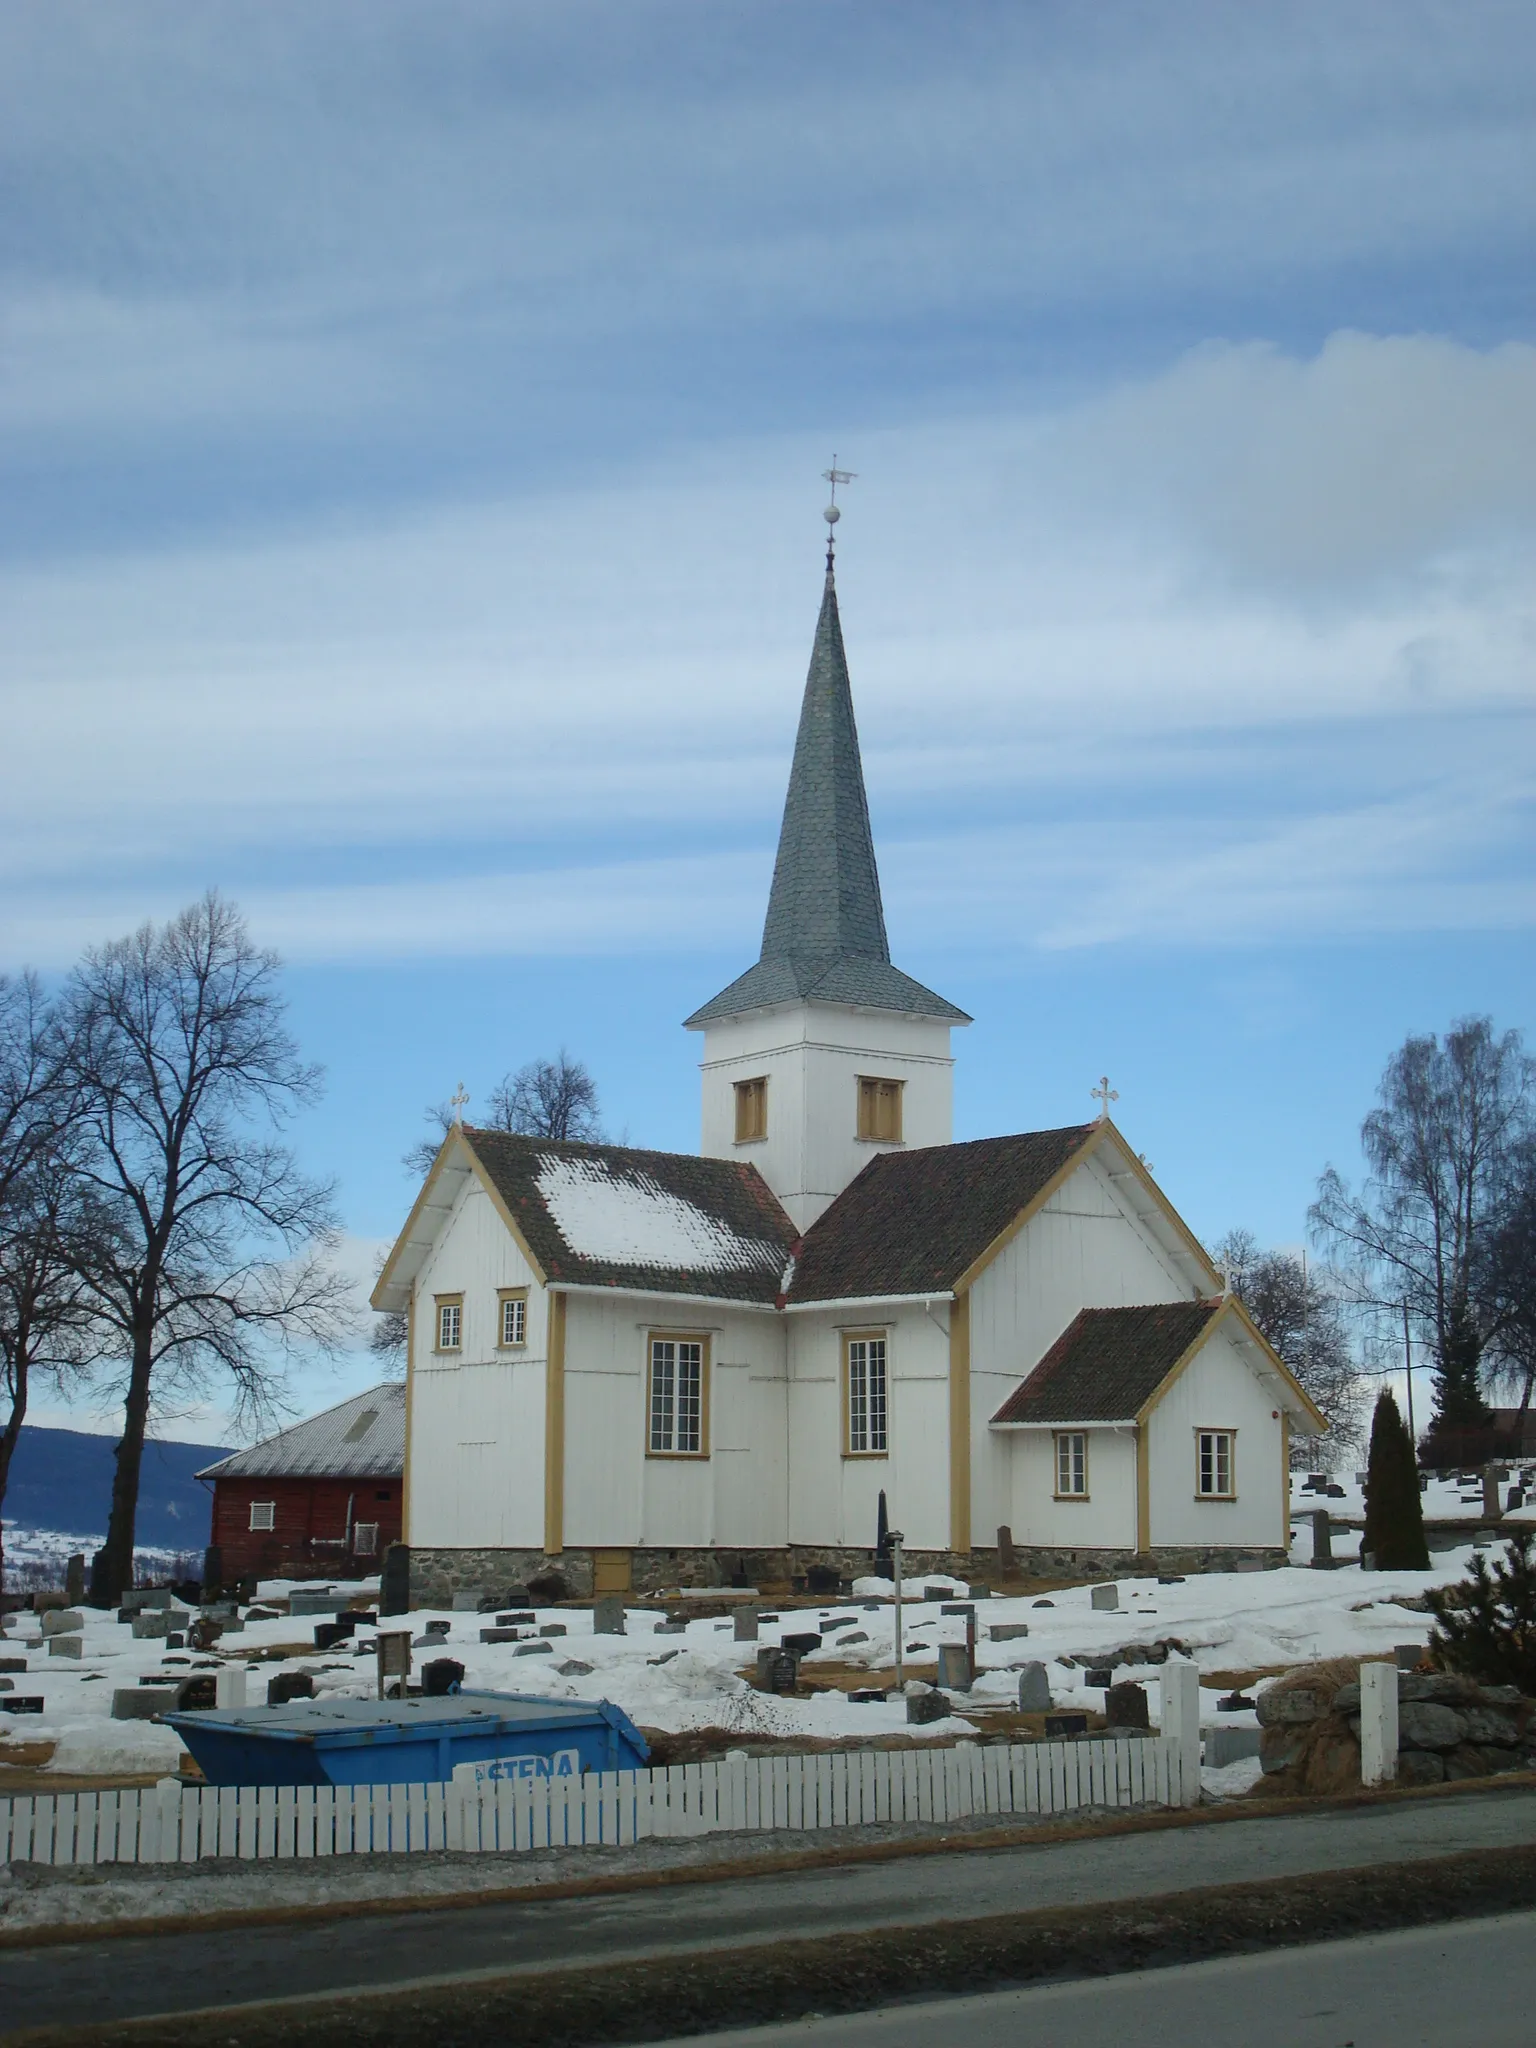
[
  {"left": 1427, "top": 1532, "right": 1536, "bottom": 1694},
  {"left": 1362, "top": 1389, "right": 1430, "bottom": 1570}
]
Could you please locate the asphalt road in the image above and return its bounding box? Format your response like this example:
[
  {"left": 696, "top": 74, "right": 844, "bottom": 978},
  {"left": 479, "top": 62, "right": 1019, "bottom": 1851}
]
[
  {"left": 4, "top": 1786, "right": 1536, "bottom": 2036},
  {"left": 672, "top": 1910, "right": 1536, "bottom": 2048}
]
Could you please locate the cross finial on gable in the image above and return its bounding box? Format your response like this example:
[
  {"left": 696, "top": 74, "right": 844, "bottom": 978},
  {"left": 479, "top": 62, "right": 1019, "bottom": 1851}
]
[
  {"left": 1091, "top": 1076, "right": 1119, "bottom": 1123},
  {"left": 449, "top": 1082, "right": 470, "bottom": 1126}
]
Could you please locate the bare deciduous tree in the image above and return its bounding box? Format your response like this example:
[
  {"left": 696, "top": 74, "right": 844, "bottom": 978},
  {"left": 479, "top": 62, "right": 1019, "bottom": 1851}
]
[
  {"left": 401, "top": 1051, "right": 604, "bottom": 1175},
  {"left": 1216, "top": 1228, "right": 1363, "bottom": 1467},
  {"left": 1311, "top": 1017, "right": 1534, "bottom": 1443},
  {"left": 0, "top": 1147, "right": 103, "bottom": 1592},
  {"left": 0, "top": 975, "right": 93, "bottom": 1591},
  {"left": 63, "top": 895, "right": 352, "bottom": 1603}
]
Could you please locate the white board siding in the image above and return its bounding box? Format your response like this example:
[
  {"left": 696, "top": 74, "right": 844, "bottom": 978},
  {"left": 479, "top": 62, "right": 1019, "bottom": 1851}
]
[
  {"left": 559, "top": 1298, "right": 788, "bottom": 1550},
  {"left": 407, "top": 1176, "right": 547, "bottom": 1550},
  {"left": 968, "top": 1154, "right": 1207, "bottom": 1548},
  {"left": 1004, "top": 1427, "right": 1138, "bottom": 1551},
  {"left": 699, "top": 1005, "right": 955, "bottom": 1233},
  {"left": 785, "top": 1307, "right": 950, "bottom": 1551},
  {"left": 1145, "top": 1324, "right": 1285, "bottom": 1550}
]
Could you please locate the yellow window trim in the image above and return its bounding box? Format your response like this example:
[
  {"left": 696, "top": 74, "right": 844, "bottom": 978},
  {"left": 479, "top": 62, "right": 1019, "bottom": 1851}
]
[
  {"left": 841, "top": 1328, "right": 890, "bottom": 1460},
  {"left": 644, "top": 1330, "right": 712, "bottom": 1460},
  {"left": 856, "top": 1075, "right": 904, "bottom": 1144},
  {"left": 496, "top": 1286, "right": 530, "bottom": 1349},
  {"left": 734, "top": 1076, "right": 768, "bottom": 1144},
  {"left": 1194, "top": 1424, "right": 1238, "bottom": 1501},
  {"left": 433, "top": 1291, "right": 463, "bottom": 1353}
]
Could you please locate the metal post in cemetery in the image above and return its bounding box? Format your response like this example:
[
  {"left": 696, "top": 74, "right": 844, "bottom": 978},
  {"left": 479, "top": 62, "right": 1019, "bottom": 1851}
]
[{"left": 889, "top": 1528, "right": 905, "bottom": 1691}]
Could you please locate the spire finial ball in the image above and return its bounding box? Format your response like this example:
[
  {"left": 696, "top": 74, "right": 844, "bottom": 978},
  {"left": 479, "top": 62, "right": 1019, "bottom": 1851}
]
[{"left": 824, "top": 503, "right": 841, "bottom": 526}]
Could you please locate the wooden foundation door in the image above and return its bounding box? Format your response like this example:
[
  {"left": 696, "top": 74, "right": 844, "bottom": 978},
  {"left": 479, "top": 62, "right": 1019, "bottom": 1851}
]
[{"left": 592, "top": 1549, "right": 632, "bottom": 1595}]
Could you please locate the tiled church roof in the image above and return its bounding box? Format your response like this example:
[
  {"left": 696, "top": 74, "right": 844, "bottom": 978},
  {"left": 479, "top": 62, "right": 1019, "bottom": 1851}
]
[
  {"left": 467, "top": 1130, "right": 797, "bottom": 1304},
  {"left": 990, "top": 1301, "right": 1224, "bottom": 1424},
  {"left": 786, "top": 1126, "right": 1099, "bottom": 1303},
  {"left": 686, "top": 571, "right": 968, "bottom": 1027}
]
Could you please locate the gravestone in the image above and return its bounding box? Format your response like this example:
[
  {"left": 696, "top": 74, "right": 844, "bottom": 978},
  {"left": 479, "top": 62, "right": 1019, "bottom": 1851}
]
[
  {"left": 733, "top": 1611, "right": 759, "bottom": 1642},
  {"left": 41, "top": 1609, "right": 83, "bottom": 1637},
  {"left": 1311, "top": 1508, "right": 1334, "bottom": 1569},
  {"left": 936, "top": 1644, "right": 972, "bottom": 1690},
  {"left": 1483, "top": 1468, "right": 1505, "bottom": 1521},
  {"left": 65, "top": 1555, "right": 86, "bottom": 1606},
  {"left": 0, "top": 1658, "right": 25, "bottom": 1674},
  {"left": 538, "top": 1623, "right": 568, "bottom": 1637},
  {"left": 1205, "top": 1725, "right": 1263, "bottom": 1766},
  {"left": 1033, "top": 1598, "right": 1055, "bottom": 1608},
  {"left": 965, "top": 1586, "right": 993, "bottom": 1601},
  {"left": 654, "top": 1620, "right": 687, "bottom": 1636},
  {"left": 376, "top": 1629, "right": 412, "bottom": 1698},
  {"left": 1509, "top": 1487, "right": 1525, "bottom": 1512},
  {"left": 1090, "top": 1584, "right": 1119, "bottom": 1612},
  {"left": 836, "top": 1630, "right": 869, "bottom": 1645},
  {"left": 450, "top": 1588, "right": 485, "bottom": 1612},
  {"left": 379, "top": 1543, "right": 410, "bottom": 1616},
  {"left": 267, "top": 1671, "right": 315, "bottom": 1705},
  {"left": 423, "top": 1617, "right": 450, "bottom": 1636},
  {"left": 1085, "top": 1665, "right": 1114, "bottom": 1688},
  {"left": 131, "top": 1612, "right": 170, "bottom": 1640},
  {"left": 290, "top": 1589, "right": 347, "bottom": 1616},
  {"left": 940, "top": 1602, "right": 975, "bottom": 1618},
  {"left": 1216, "top": 1689, "right": 1257, "bottom": 1710},
  {"left": 593, "top": 1597, "right": 626, "bottom": 1636},
  {"left": 781, "top": 1631, "right": 821, "bottom": 1653},
  {"left": 558, "top": 1659, "right": 595, "bottom": 1677},
  {"left": 422, "top": 1657, "right": 465, "bottom": 1695},
  {"left": 1105, "top": 1680, "right": 1150, "bottom": 1729},
  {"left": 990, "top": 1623, "right": 1030, "bottom": 1642},
  {"left": 1396, "top": 1642, "right": 1427, "bottom": 1670},
  {"left": 1017, "top": 1662, "right": 1052, "bottom": 1712},
  {"left": 214, "top": 1666, "right": 246, "bottom": 1709},
  {"left": 1325, "top": 1483, "right": 1346, "bottom": 1498},
  {"left": 113, "top": 1685, "right": 179, "bottom": 1720},
  {"left": 906, "top": 1687, "right": 950, "bottom": 1725},
  {"left": 1044, "top": 1711, "right": 1089, "bottom": 1737},
  {"left": 1, "top": 1697, "right": 44, "bottom": 1714},
  {"left": 997, "top": 1525, "right": 1017, "bottom": 1574},
  {"left": 499, "top": 1612, "right": 535, "bottom": 1626},
  {"left": 479, "top": 1627, "right": 524, "bottom": 1643},
  {"left": 48, "top": 1635, "right": 83, "bottom": 1659}
]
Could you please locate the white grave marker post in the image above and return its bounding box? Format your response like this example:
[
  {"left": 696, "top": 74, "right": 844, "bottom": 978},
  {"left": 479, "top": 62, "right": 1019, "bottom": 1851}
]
[
  {"left": 1359, "top": 1660, "right": 1399, "bottom": 1786},
  {"left": 1160, "top": 1660, "right": 1201, "bottom": 1805}
]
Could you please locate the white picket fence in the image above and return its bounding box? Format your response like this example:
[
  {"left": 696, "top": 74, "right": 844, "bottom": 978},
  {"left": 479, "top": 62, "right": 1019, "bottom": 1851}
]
[{"left": 0, "top": 1731, "right": 1190, "bottom": 1869}]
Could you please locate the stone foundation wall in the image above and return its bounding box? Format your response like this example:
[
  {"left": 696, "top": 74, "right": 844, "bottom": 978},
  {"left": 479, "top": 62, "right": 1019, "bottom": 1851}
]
[{"left": 405, "top": 1541, "right": 1287, "bottom": 1608}]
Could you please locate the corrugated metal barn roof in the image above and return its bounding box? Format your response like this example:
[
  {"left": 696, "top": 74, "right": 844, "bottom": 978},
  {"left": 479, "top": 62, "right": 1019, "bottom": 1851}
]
[{"left": 197, "top": 1383, "right": 404, "bottom": 1482}]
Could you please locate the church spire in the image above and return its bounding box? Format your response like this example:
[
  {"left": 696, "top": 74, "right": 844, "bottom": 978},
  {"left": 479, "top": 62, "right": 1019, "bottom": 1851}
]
[{"left": 685, "top": 489, "right": 969, "bottom": 1029}]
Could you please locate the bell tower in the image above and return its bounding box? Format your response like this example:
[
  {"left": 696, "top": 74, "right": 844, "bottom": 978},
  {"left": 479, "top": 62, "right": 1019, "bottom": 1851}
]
[{"left": 685, "top": 487, "right": 969, "bottom": 1231}]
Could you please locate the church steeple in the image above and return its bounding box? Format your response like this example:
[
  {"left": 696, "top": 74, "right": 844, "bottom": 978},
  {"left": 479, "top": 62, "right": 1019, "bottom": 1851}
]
[{"left": 686, "top": 538, "right": 968, "bottom": 1029}]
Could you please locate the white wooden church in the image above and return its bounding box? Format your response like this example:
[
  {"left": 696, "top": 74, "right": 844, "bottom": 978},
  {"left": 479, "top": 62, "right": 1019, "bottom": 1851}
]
[{"left": 374, "top": 528, "right": 1322, "bottom": 1601}]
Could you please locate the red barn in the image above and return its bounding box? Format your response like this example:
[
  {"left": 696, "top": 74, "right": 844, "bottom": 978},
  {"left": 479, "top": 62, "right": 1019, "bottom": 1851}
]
[{"left": 198, "top": 1383, "right": 405, "bottom": 1583}]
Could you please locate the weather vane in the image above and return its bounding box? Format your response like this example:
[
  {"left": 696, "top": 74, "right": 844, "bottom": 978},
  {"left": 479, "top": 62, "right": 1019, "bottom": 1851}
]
[{"left": 822, "top": 457, "right": 856, "bottom": 570}]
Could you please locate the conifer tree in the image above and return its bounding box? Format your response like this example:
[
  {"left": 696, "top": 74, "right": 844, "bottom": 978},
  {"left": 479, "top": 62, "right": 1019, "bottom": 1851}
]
[
  {"left": 1427, "top": 1532, "right": 1536, "bottom": 1692},
  {"left": 1362, "top": 1388, "right": 1429, "bottom": 1569}
]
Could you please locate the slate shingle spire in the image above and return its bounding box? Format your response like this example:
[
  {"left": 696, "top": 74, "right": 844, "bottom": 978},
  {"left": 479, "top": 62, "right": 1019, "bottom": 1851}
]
[{"left": 686, "top": 551, "right": 968, "bottom": 1027}]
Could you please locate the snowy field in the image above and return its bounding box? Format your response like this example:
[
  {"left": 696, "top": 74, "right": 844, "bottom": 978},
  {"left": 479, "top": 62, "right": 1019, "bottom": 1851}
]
[
  {"left": 0, "top": 1536, "right": 1492, "bottom": 1789},
  {"left": 1291, "top": 1469, "right": 1536, "bottom": 1526}
]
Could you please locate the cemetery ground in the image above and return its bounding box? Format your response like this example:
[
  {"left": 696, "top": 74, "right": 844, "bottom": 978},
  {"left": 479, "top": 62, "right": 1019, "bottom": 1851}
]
[{"left": 7, "top": 1516, "right": 1536, "bottom": 2040}]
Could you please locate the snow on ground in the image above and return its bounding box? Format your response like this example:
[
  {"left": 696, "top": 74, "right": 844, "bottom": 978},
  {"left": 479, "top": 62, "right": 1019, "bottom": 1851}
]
[
  {"left": 0, "top": 1540, "right": 1496, "bottom": 1775},
  {"left": 1291, "top": 1468, "right": 1536, "bottom": 1527}
]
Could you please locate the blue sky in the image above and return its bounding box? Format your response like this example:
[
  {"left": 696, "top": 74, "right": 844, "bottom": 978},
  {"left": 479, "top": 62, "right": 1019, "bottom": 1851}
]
[{"left": 3, "top": 2, "right": 1533, "bottom": 1439}]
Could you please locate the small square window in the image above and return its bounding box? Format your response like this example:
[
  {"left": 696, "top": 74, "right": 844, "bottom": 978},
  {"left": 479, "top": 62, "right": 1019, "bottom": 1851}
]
[
  {"left": 1055, "top": 1432, "right": 1088, "bottom": 1497},
  {"left": 436, "top": 1298, "right": 462, "bottom": 1351},
  {"left": 352, "top": 1522, "right": 379, "bottom": 1556},
  {"left": 1196, "top": 1430, "right": 1236, "bottom": 1498},
  {"left": 249, "top": 1501, "right": 276, "bottom": 1532},
  {"left": 857, "top": 1076, "right": 903, "bottom": 1143},
  {"left": 734, "top": 1077, "right": 768, "bottom": 1142},
  {"left": 498, "top": 1291, "right": 528, "bottom": 1347}
]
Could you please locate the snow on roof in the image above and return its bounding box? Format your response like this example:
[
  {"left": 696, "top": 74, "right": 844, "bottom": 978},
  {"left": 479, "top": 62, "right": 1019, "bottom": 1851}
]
[
  {"left": 534, "top": 1153, "right": 785, "bottom": 1276},
  {"left": 197, "top": 1383, "right": 405, "bottom": 1482}
]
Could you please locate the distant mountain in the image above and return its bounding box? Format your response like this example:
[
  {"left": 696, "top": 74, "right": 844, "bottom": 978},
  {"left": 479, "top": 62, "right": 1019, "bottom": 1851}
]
[{"left": 1, "top": 1424, "right": 234, "bottom": 1557}]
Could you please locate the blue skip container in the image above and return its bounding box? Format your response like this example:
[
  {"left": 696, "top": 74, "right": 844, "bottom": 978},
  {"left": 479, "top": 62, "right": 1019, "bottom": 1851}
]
[{"left": 160, "top": 1691, "right": 649, "bottom": 1789}]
